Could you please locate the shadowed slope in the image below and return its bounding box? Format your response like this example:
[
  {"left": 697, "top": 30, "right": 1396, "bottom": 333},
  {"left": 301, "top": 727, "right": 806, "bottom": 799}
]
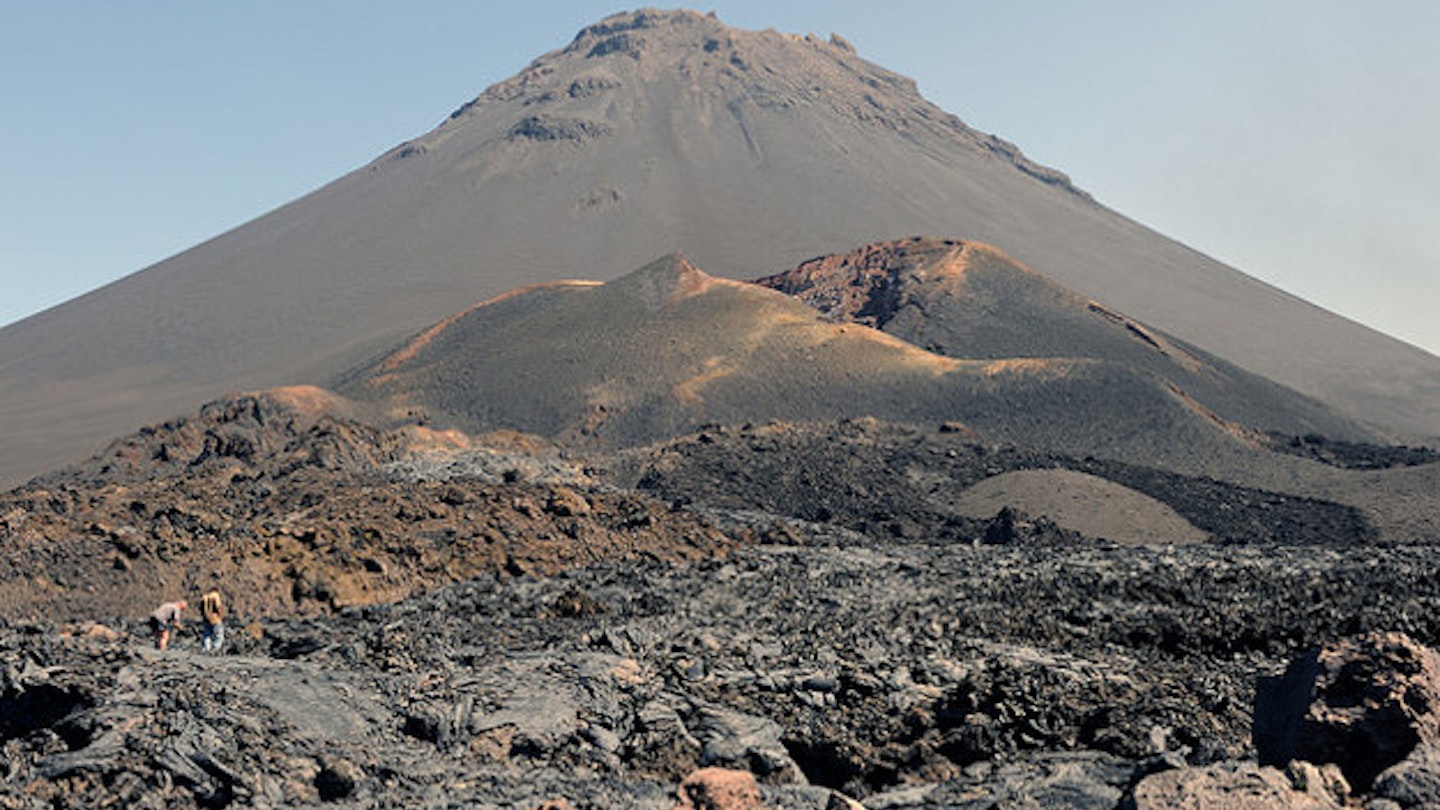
[
  {"left": 337, "top": 254, "right": 1278, "bottom": 472},
  {"left": 1, "top": 9, "right": 1436, "bottom": 487},
  {"left": 756, "top": 237, "right": 1378, "bottom": 442},
  {"left": 615, "top": 420, "right": 1376, "bottom": 546}
]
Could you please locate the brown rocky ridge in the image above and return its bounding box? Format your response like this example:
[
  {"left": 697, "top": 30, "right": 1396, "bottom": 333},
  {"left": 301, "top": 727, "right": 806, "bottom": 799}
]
[
  {"left": 0, "top": 387, "right": 739, "bottom": 624},
  {"left": 330, "top": 244, "right": 1440, "bottom": 542}
]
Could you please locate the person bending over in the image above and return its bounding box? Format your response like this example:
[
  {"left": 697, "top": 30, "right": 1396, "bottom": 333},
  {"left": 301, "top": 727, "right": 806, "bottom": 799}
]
[{"left": 150, "top": 600, "right": 186, "bottom": 651}]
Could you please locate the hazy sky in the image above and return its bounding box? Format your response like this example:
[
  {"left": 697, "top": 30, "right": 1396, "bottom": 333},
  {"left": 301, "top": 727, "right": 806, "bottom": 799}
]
[{"left": 3, "top": 2, "right": 1437, "bottom": 356}]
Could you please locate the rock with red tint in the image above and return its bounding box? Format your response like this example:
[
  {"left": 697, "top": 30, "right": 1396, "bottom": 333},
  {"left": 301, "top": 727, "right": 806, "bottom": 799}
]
[
  {"left": 1255, "top": 631, "right": 1440, "bottom": 790},
  {"left": 674, "top": 767, "right": 764, "bottom": 810},
  {"left": 754, "top": 238, "right": 972, "bottom": 329}
]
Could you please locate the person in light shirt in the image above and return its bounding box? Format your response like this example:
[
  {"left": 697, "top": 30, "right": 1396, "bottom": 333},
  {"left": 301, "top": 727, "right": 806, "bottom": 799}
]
[{"left": 149, "top": 600, "right": 186, "bottom": 651}]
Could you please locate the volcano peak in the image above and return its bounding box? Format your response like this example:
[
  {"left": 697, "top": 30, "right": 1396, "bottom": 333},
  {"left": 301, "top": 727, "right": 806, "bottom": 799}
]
[
  {"left": 606, "top": 252, "right": 717, "bottom": 309},
  {"left": 0, "top": 7, "right": 1436, "bottom": 489}
]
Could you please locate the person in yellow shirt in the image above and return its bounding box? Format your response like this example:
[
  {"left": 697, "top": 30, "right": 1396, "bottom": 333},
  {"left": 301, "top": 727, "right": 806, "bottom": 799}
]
[{"left": 200, "top": 589, "right": 225, "bottom": 654}]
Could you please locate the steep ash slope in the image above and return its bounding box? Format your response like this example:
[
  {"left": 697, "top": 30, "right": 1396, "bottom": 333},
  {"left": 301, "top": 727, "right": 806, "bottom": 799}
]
[{"left": 3, "top": 8, "right": 1437, "bottom": 488}]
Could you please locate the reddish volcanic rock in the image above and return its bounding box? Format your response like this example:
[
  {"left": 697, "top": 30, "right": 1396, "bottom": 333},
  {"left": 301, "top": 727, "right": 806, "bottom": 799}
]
[
  {"left": 754, "top": 237, "right": 975, "bottom": 329},
  {"left": 674, "top": 767, "right": 764, "bottom": 810},
  {"left": 0, "top": 390, "right": 742, "bottom": 623}
]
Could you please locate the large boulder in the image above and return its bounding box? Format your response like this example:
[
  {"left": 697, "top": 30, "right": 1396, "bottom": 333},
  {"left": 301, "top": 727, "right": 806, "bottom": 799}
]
[
  {"left": 1127, "top": 761, "right": 1347, "bottom": 809},
  {"left": 1255, "top": 632, "right": 1440, "bottom": 790},
  {"left": 674, "top": 767, "right": 764, "bottom": 810},
  {"left": 687, "top": 704, "right": 803, "bottom": 784}
]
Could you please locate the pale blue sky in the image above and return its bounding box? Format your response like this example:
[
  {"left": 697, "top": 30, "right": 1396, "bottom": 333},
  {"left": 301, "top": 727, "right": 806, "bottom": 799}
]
[{"left": 3, "top": 2, "right": 1437, "bottom": 355}]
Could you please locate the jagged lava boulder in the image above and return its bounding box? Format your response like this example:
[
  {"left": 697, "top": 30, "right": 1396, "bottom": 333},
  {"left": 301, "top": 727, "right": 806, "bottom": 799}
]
[
  {"left": 1255, "top": 631, "right": 1440, "bottom": 791},
  {"left": 1128, "top": 760, "right": 1349, "bottom": 809}
]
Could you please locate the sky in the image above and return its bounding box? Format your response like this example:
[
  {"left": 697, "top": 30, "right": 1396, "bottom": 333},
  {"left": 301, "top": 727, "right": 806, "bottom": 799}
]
[{"left": 3, "top": 1, "right": 1437, "bottom": 355}]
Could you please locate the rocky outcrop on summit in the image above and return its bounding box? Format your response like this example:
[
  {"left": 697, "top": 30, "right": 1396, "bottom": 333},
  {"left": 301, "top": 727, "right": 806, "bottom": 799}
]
[{"left": 756, "top": 237, "right": 1376, "bottom": 443}]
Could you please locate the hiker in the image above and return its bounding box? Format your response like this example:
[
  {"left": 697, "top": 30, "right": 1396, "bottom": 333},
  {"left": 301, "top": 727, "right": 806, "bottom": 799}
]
[
  {"left": 150, "top": 600, "right": 186, "bottom": 651},
  {"left": 200, "top": 589, "right": 225, "bottom": 654}
]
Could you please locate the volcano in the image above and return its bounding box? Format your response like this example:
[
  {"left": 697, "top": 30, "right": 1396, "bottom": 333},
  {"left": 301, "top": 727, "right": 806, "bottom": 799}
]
[
  {"left": 754, "top": 237, "right": 1373, "bottom": 442},
  {"left": 336, "top": 251, "right": 1286, "bottom": 472},
  {"left": 1, "top": 8, "right": 1437, "bottom": 487}
]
